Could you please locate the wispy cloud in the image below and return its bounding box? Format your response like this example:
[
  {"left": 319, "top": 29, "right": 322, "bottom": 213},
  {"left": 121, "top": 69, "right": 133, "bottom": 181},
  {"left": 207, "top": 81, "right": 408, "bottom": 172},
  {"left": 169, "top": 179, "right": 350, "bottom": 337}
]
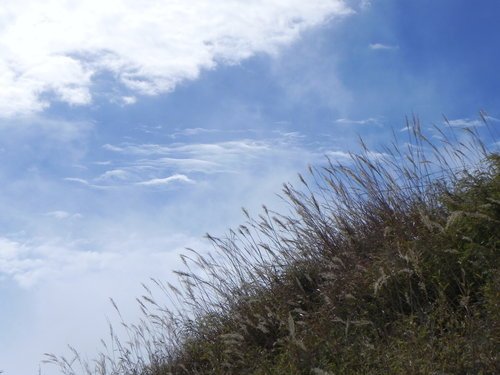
[
  {"left": 121, "top": 96, "right": 137, "bottom": 105},
  {"left": 325, "top": 150, "right": 351, "bottom": 160},
  {"left": 369, "top": 43, "right": 399, "bottom": 51},
  {"left": 44, "top": 210, "right": 82, "bottom": 220},
  {"left": 63, "top": 177, "right": 114, "bottom": 190},
  {"left": 0, "top": 0, "right": 353, "bottom": 117},
  {"left": 135, "top": 157, "right": 220, "bottom": 173},
  {"left": 63, "top": 177, "right": 90, "bottom": 186},
  {"left": 136, "top": 174, "right": 194, "bottom": 187},
  {"left": 103, "top": 140, "right": 272, "bottom": 157},
  {"left": 101, "top": 140, "right": 274, "bottom": 173},
  {"left": 324, "top": 149, "right": 387, "bottom": 162},
  {"left": 72, "top": 134, "right": 323, "bottom": 189},
  {"left": 170, "top": 128, "right": 220, "bottom": 138},
  {"left": 335, "top": 117, "right": 381, "bottom": 126},
  {"left": 445, "top": 118, "right": 484, "bottom": 127},
  {"left": 484, "top": 115, "right": 500, "bottom": 123},
  {"left": 96, "top": 169, "right": 131, "bottom": 182}
]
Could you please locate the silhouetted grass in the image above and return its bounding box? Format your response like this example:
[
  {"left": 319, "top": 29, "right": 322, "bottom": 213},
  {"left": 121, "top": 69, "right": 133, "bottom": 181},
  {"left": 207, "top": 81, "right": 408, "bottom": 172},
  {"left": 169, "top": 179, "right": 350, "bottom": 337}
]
[{"left": 46, "top": 115, "right": 499, "bottom": 374}]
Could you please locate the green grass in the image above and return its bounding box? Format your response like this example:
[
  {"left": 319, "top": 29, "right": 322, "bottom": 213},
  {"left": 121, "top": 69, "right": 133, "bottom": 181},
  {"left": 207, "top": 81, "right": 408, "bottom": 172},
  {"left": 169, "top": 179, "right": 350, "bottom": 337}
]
[{"left": 46, "top": 116, "right": 499, "bottom": 375}]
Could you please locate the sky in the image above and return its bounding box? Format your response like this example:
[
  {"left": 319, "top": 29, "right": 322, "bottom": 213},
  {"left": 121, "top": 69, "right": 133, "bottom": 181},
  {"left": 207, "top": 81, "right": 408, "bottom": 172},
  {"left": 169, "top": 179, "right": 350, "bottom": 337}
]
[{"left": 0, "top": 0, "right": 499, "bottom": 373}]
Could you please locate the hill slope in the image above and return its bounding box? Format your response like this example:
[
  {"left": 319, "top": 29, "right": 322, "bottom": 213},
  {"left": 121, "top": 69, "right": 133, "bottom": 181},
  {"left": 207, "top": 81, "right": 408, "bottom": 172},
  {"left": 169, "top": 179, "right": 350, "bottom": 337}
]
[{"left": 48, "top": 120, "right": 499, "bottom": 375}]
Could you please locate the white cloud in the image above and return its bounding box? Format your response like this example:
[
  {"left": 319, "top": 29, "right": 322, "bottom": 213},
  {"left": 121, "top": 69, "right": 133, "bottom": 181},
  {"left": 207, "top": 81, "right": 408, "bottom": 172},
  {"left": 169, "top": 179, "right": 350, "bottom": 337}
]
[
  {"left": 77, "top": 139, "right": 282, "bottom": 188},
  {"left": 369, "top": 43, "right": 399, "bottom": 50},
  {"left": 44, "top": 210, "right": 82, "bottom": 220},
  {"left": 325, "top": 150, "right": 351, "bottom": 160},
  {"left": 0, "top": 230, "right": 199, "bottom": 375},
  {"left": 121, "top": 96, "right": 137, "bottom": 105},
  {"left": 96, "top": 169, "right": 131, "bottom": 182},
  {"left": 0, "top": 233, "right": 186, "bottom": 289},
  {"left": 104, "top": 140, "right": 272, "bottom": 158},
  {"left": 0, "top": 237, "right": 21, "bottom": 260},
  {"left": 101, "top": 140, "right": 275, "bottom": 174},
  {"left": 335, "top": 117, "right": 381, "bottom": 125},
  {"left": 102, "top": 143, "right": 125, "bottom": 152},
  {"left": 0, "top": 0, "right": 353, "bottom": 117},
  {"left": 170, "top": 127, "right": 220, "bottom": 138},
  {"left": 137, "top": 174, "right": 194, "bottom": 186},
  {"left": 135, "top": 157, "right": 220, "bottom": 173},
  {"left": 96, "top": 136, "right": 315, "bottom": 187},
  {"left": 485, "top": 115, "right": 500, "bottom": 123},
  {"left": 445, "top": 118, "right": 484, "bottom": 127},
  {"left": 0, "top": 236, "right": 105, "bottom": 288},
  {"left": 63, "top": 177, "right": 90, "bottom": 185},
  {"left": 324, "top": 149, "right": 387, "bottom": 162}
]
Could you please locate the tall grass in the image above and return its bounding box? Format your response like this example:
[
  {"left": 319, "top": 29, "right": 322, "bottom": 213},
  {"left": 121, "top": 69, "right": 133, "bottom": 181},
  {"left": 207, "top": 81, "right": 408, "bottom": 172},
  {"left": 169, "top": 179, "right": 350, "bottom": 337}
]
[{"left": 46, "top": 115, "right": 499, "bottom": 374}]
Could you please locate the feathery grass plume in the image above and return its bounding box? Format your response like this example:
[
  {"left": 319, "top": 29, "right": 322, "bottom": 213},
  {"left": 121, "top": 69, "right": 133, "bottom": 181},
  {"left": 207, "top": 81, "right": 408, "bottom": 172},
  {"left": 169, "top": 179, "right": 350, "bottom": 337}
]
[{"left": 46, "top": 115, "right": 499, "bottom": 374}]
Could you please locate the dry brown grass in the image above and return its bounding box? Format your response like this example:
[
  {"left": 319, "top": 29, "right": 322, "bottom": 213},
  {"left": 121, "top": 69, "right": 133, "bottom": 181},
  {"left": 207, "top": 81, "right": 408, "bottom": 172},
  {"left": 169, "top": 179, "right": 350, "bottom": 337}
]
[{"left": 46, "top": 115, "right": 499, "bottom": 375}]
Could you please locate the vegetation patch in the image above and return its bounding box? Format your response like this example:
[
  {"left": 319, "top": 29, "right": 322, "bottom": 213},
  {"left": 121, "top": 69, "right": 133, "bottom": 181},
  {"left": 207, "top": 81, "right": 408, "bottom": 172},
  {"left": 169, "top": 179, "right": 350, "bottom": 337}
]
[{"left": 47, "top": 117, "right": 499, "bottom": 374}]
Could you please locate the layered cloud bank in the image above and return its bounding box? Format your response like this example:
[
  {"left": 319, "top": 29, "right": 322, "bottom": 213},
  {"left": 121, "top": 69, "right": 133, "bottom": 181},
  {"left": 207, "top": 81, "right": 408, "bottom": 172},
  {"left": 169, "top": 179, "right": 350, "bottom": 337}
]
[{"left": 0, "top": 0, "right": 352, "bottom": 117}]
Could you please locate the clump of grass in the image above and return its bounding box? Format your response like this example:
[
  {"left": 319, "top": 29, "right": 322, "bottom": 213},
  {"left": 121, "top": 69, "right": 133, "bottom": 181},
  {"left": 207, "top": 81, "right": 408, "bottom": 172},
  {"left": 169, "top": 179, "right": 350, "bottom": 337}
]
[{"left": 46, "top": 115, "right": 499, "bottom": 374}]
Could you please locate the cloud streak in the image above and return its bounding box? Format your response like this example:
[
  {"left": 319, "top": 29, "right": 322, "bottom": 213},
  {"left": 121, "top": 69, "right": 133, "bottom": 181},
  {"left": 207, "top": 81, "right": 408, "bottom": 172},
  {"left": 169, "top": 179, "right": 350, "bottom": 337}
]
[
  {"left": 369, "top": 43, "right": 399, "bottom": 51},
  {"left": 97, "top": 136, "right": 318, "bottom": 186},
  {"left": 136, "top": 174, "right": 194, "bottom": 186},
  {"left": 445, "top": 117, "right": 484, "bottom": 128},
  {"left": 0, "top": 0, "right": 352, "bottom": 117},
  {"left": 335, "top": 117, "right": 382, "bottom": 126}
]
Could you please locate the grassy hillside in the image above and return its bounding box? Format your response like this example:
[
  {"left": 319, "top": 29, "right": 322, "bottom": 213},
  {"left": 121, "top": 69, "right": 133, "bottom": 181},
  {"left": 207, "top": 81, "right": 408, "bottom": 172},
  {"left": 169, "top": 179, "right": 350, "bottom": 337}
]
[{"left": 48, "top": 118, "right": 499, "bottom": 374}]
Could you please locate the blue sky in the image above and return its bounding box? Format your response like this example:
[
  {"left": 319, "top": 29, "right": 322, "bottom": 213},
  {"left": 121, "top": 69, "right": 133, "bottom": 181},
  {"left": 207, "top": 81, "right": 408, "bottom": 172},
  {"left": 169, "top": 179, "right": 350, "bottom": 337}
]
[{"left": 0, "top": 1, "right": 499, "bottom": 373}]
